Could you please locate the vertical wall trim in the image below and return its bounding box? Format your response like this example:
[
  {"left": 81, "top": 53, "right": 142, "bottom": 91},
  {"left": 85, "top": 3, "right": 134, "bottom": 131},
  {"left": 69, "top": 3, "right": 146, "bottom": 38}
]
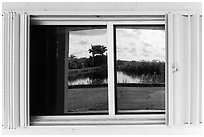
[
  {"left": 9, "top": 12, "right": 13, "bottom": 129},
  {"left": 187, "top": 14, "right": 191, "bottom": 124},
  {"left": 24, "top": 13, "right": 30, "bottom": 127},
  {"left": 6, "top": 12, "right": 10, "bottom": 129},
  {"left": 22, "top": 13, "right": 30, "bottom": 127},
  {"left": 167, "top": 13, "right": 174, "bottom": 126},
  {"left": 165, "top": 14, "right": 168, "bottom": 126},
  {"left": 13, "top": 12, "right": 20, "bottom": 128},
  {"left": 20, "top": 13, "right": 25, "bottom": 127},
  {"left": 173, "top": 14, "right": 182, "bottom": 125},
  {"left": 12, "top": 12, "right": 15, "bottom": 128},
  {"left": 2, "top": 12, "right": 6, "bottom": 129},
  {"left": 27, "top": 13, "right": 30, "bottom": 126},
  {"left": 195, "top": 14, "right": 200, "bottom": 125},
  {"left": 199, "top": 15, "right": 202, "bottom": 124},
  {"left": 24, "top": 13, "right": 27, "bottom": 127},
  {"left": 190, "top": 15, "right": 200, "bottom": 125}
]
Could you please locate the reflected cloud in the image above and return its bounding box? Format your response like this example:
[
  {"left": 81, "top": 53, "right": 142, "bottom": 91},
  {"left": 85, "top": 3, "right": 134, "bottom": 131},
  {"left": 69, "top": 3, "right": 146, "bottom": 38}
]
[
  {"left": 129, "top": 47, "right": 137, "bottom": 54},
  {"left": 142, "top": 47, "right": 152, "bottom": 54},
  {"left": 141, "top": 53, "right": 150, "bottom": 57},
  {"left": 143, "top": 42, "right": 153, "bottom": 47},
  {"left": 161, "top": 47, "right": 165, "bottom": 51},
  {"left": 129, "top": 41, "right": 136, "bottom": 46},
  {"left": 132, "top": 29, "right": 141, "bottom": 36},
  {"left": 118, "top": 29, "right": 140, "bottom": 38},
  {"left": 69, "top": 27, "right": 165, "bottom": 61},
  {"left": 77, "top": 39, "right": 89, "bottom": 45},
  {"left": 116, "top": 28, "right": 165, "bottom": 61},
  {"left": 155, "top": 53, "right": 165, "bottom": 58}
]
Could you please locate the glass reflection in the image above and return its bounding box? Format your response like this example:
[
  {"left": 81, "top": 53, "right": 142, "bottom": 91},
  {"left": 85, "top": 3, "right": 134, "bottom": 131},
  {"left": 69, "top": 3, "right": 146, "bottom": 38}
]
[
  {"left": 65, "top": 26, "right": 108, "bottom": 114},
  {"left": 30, "top": 26, "right": 108, "bottom": 116},
  {"left": 115, "top": 25, "right": 165, "bottom": 114}
]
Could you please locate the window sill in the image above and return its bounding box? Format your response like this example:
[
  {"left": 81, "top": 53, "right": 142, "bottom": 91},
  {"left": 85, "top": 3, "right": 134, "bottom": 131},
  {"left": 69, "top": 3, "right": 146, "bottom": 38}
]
[
  {"left": 30, "top": 113, "right": 165, "bottom": 126},
  {"left": 2, "top": 124, "right": 202, "bottom": 135}
]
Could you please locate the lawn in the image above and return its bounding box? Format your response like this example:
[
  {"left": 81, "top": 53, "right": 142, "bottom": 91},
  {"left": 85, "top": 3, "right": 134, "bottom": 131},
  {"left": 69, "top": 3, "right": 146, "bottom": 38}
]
[{"left": 64, "top": 87, "right": 165, "bottom": 114}]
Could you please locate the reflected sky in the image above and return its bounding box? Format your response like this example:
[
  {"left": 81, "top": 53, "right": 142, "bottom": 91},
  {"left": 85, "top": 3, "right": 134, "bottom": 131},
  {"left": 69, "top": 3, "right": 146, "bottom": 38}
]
[
  {"left": 116, "top": 28, "right": 165, "bottom": 61},
  {"left": 69, "top": 27, "right": 165, "bottom": 61},
  {"left": 69, "top": 29, "right": 107, "bottom": 58}
]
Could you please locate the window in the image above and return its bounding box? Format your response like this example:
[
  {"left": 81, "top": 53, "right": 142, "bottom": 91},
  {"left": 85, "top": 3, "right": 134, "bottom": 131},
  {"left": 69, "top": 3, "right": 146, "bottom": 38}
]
[
  {"left": 2, "top": 3, "right": 202, "bottom": 132},
  {"left": 29, "top": 15, "right": 166, "bottom": 125},
  {"left": 115, "top": 25, "right": 165, "bottom": 114}
]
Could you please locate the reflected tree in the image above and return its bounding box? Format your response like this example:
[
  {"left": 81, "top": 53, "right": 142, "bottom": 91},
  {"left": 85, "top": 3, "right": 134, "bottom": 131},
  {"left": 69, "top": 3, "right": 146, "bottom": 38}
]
[{"left": 88, "top": 44, "right": 107, "bottom": 67}]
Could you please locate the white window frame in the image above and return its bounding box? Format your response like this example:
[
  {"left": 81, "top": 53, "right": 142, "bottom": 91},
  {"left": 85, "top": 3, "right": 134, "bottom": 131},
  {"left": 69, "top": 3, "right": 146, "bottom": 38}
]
[{"left": 29, "top": 15, "right": 167, "bottom": 126}]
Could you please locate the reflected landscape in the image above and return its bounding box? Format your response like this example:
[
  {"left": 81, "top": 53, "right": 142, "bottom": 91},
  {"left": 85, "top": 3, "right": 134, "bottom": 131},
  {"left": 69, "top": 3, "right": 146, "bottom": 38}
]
[
  {"left": 68, "top": 66, "right": 165, "bottom": 86},
  {"left": 66, "top": 25, "right": 165, "bottom": 114},
  {"left": 115, "top": 26, "right": 165, "bottom": 113},
  {"left": 65, "top": 27, "right": 109, "bottom": 114},
  {"left": 30, "top": 25, "right": 165, "bottom": 116}
]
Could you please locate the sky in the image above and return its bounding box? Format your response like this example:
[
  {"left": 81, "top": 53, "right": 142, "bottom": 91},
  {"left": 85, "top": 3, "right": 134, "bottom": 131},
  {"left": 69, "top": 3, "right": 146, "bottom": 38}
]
[{"left": 69, "top": 27, "right": 165, "bottom": 61}]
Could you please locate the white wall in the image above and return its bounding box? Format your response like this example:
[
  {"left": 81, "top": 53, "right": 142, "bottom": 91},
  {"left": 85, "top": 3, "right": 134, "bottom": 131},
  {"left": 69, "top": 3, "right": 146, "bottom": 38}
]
[
  {"left": 2, "top": 125, "right": 202, "bottom": 135},
  {"left": 2, "top": 2, "right": 202, "bottom": 12}
]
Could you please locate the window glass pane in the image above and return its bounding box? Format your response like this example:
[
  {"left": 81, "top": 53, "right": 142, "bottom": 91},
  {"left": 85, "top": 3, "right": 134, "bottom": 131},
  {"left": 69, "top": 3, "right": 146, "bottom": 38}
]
[
  {"left": 66, "top": 26, "right": 108, "bottom": 114},
  {"left": 30, "top": 26, "right": 108, "bottom": 115},
  {"left": 115, "top": 25, "right": 165, "bottom": 114}
]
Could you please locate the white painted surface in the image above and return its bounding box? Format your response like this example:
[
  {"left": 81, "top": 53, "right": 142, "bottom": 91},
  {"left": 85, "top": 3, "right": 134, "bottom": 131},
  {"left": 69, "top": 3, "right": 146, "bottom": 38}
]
[
  {"left": 190, "top": 15, "right": 201, "bottom": 125},
  {"left": 107, "top": 22, "right": 115, "bottom": 116},
  {"left": 2, "top": 2, "right": 201, "bottom": 12},
  {"left": 173, "top": 14, "right": 182, "bottom": 125},
  {"left": 167, "top": 14, "right": 202, "bottom": 126},
  {"left": 167, "top": 13, "right": 174, "bottom": 127},
  {"left": 2, "top": 125, "right": 202, "bottom": 135}
]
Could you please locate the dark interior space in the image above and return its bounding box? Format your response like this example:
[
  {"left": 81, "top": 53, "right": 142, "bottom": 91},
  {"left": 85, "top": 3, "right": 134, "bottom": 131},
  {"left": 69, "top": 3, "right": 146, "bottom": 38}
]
[{"left": 30, "top": 26, "right": 65, "bottom": 116}]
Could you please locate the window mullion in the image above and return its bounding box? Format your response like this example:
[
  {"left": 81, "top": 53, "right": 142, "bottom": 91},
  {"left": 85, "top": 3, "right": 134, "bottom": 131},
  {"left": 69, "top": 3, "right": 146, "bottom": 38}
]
[{"left": 107, "top": 22, "right": 115, "bottom": 116}]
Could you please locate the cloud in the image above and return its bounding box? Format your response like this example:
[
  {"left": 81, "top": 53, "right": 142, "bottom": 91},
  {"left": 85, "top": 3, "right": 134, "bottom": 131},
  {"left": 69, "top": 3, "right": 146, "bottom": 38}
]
[
  {"left": 71, "top": 29, "right": 106, "bottom": 36},
  {"left": 77, "top": 40, "right": 89, "bottom": 45},
  {"left": 129, "top": 47, "right": 137, "bottom": 54},
  {"left": 117, "top": 29, "right": 139, "bottom": 38},
  {"left": 141, "top": 53, "right": 150, "bottom": 57},
  {"left": 117, "top": 45, "right": 129, "bottom": 51},
  {"left": 161, "top": 47, "right": 165, "bottom": 51},
  {"left": 154, "top": 53, "right": 165, "bottom": 59},
  {"left": 143, "top": 42, "right": 153, "bottom": 47},
  {"left": 129, "top": 41, "right": 136, "bottom": 46},
  {"left": 142, "top": 47, "right": 152, "bottom": 54},
  {"left": 132, "top": 29, "right": 141, "bottom": 35}
]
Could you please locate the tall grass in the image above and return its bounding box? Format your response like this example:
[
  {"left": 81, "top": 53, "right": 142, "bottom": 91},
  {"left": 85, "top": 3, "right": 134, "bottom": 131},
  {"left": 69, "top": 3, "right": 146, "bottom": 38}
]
[
  {"left": 117, "top": 60, "right": 165, "bottom": 75},
  {"left": 117, "top": 60, "right": 165, "bottom": 83}
]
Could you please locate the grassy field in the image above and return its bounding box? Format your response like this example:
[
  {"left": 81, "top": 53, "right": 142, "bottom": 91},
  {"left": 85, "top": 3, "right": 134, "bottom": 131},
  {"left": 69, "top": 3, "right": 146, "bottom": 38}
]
[{"left": 65, "top": 87, "right": 165, "bottom": 114}]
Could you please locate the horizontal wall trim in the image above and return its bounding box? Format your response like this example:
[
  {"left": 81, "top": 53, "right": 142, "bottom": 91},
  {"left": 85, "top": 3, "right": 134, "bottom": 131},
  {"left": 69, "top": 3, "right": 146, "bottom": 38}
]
[
  {"left": 3, "top": 10, "right": 202, "bottom": 16},
  {"left": 30, "top": 15, "right": 165, "bottom": 20}
]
